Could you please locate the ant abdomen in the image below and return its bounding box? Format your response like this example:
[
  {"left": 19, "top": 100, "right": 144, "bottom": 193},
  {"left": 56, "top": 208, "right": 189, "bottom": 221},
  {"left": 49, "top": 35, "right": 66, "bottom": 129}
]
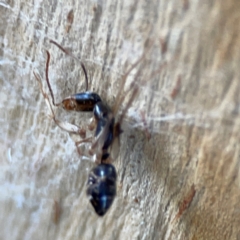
[{"left": 87, "top": 163, "right": 117, "bottom": 216}]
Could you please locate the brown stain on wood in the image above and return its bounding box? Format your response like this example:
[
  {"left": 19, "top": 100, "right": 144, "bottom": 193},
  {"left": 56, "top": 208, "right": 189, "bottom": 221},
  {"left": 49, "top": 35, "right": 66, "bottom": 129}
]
[
  {"left": 170, "top": 75, "right": 181, "bottom": 99},
  {"left": 52, "top": 200, "right": 61, "bottom": 225},
  {"left": 65, "top": 9, "right": 74, "bottom": 33},
  {"left": 172, "top": 184, "right": 196, "bottom": 223}
]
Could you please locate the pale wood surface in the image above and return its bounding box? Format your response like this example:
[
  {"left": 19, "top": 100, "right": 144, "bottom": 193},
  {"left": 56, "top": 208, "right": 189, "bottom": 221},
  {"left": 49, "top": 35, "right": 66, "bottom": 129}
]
[{"left": 0, "top": 0, "right": 240, "bottom": 239}]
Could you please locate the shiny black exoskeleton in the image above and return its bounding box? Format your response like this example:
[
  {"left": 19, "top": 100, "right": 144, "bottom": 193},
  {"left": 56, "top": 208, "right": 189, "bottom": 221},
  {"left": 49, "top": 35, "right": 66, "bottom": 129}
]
[
  {"left": 70, "top": 84, "right": 117, "bottom": 216},
  {"left": 38, "top": 40, "right": 121, "bottom": 217},
  {"left": 93, "top": 101, "right": 115, "bottom": 160},
  {"left": 87, "top": 164, "right": 117, "bottom": 216},
  {"left": 86, "top": 101, "right": 117, "bottom": 216},
  {"left": 62, "top": 92, "right": 102, "bottom": 111}
]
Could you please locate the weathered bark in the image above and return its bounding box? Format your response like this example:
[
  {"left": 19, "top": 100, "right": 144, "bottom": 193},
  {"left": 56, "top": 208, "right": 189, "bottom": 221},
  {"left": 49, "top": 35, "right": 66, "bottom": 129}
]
[{"left": 0, "top": 0, "right": 240, "bottom": 239}]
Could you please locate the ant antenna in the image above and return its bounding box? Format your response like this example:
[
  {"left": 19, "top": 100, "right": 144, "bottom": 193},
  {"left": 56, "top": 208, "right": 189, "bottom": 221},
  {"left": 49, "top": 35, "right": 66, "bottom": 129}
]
[
  {"left": 49, "top": 40, "right": 89, "bottom": 91},
  {"left": 45, "top": 50, "right": 60, "bottom": 107}
]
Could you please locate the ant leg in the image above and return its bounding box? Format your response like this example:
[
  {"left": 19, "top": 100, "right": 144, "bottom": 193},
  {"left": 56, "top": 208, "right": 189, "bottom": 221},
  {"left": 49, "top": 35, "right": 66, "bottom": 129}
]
[
  {"left": 116, "top": 83, "right": 139, "bottom": 127},
  {"left": 53, "top": 117, "right": 86, "bottom": 139},
  {"left": 34, "top": 72, "right": 87, "bottom": 138},
  {"left": 75, "top": 137, "right": 104, "bottom": 164},
  {"left": 112, "top": 40, "right": 154, "bottom": 116},
  {"left": 75, "top": 137, "right": 93, "bottom": 157},
  {"left": 75, "top": 137, "right": 93, "bottom": 147},
  {"left": 113, "top": 57, "right": 143, "bottom": 116},
  {"left": 110, "top": 83, "right": 139, "bottom": 160},
  {"left": 88, "top": 117, "right": 96, "bottom": 131}
]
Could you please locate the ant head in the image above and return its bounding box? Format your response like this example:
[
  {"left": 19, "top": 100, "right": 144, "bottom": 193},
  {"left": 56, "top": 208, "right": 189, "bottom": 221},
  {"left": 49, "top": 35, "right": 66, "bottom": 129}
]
[{"left": 61, "top": 97, "right": 79, "bottom": 111}]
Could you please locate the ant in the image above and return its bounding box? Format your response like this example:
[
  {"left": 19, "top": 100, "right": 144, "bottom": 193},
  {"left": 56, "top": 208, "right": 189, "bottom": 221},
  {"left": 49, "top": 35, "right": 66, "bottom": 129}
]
[{"left": 34, "top": 40, "right": 144, "bottom": 216}]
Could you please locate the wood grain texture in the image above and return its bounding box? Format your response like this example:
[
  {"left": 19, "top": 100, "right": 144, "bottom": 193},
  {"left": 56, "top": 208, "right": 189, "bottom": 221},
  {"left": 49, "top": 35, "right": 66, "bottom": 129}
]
[{"left": 0, "top": 0, "right": 240, "bottom": 239}]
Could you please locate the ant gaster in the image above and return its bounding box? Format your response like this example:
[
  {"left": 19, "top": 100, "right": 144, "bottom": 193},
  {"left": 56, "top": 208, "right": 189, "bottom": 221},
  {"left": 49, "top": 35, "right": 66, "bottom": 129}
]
[{"left": 34, "top": 40, "right": 143, "bottom": 216}]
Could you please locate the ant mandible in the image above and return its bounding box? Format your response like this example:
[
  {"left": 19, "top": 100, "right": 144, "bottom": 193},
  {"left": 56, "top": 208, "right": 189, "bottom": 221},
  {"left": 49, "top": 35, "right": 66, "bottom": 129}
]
[{"left": 34, "top": 40, "right": 143, "bottom": 216}]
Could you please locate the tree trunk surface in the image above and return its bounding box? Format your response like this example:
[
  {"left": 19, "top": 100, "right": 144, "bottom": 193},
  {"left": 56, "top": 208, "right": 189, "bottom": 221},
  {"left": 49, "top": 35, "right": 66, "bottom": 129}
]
[{"left": 0, "top": 0, "right": 240, "bottom": 239}]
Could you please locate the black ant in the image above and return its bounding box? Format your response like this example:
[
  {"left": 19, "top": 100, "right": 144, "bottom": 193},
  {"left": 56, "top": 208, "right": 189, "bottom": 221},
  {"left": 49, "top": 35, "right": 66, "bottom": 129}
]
[{"left": 34, "top": 40, "right": 143, "bottom": 216}]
